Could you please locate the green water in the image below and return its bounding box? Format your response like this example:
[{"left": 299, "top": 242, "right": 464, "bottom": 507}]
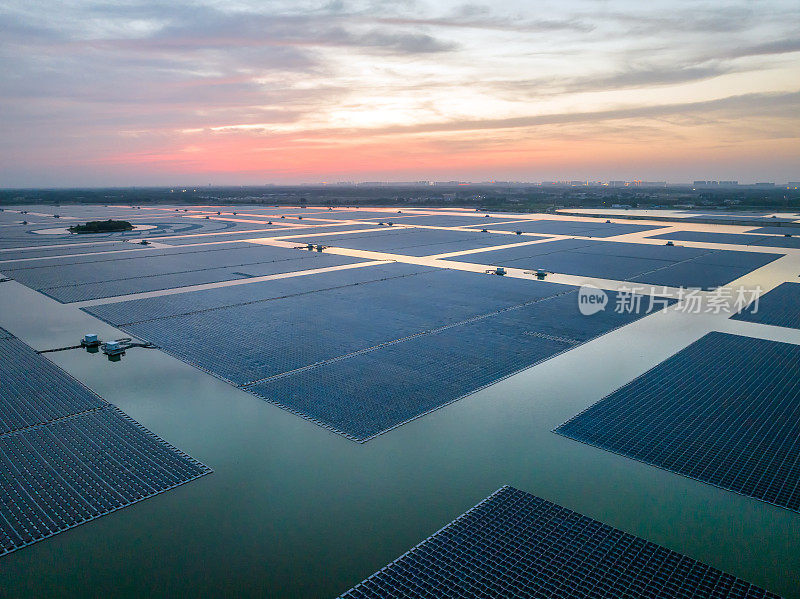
[{"left": 0, "top": 279, "right": 798, "bottom": 598}]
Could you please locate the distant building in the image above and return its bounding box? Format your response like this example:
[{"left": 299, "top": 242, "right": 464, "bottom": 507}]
[
  {"left": 609, "top": 181, "right": 626, "bottom": 187},
  {"left": 442, "top": 193, "right": 456, "bottom": 202}
]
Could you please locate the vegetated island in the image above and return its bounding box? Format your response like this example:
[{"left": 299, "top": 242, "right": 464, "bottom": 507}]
[{"left": 68, "top": 219, "right": 134, "bottom": 234}]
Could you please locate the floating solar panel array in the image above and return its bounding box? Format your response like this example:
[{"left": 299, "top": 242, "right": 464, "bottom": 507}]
[
  {"left": 647, "top": 230, "right": 800, "bottom": 249},
  {"left": 0, "top": 327, "right": 211, "bottom": 557},
  {"left": 374, "top": 214, "right": 525, "bottom": 227},
  {"left": 556, "top": 332, "right": 800, "bottom": 512},
  {"left": 339, "top": 485, "right": 778, "bottom": 598},
  {"left": 732, "top": 282, "right": 800, "bottom": 329},
  {"left": 85, "top": 263, "right": 429, "bottom": 325},
  {"left": 4, "top": 243, "right": 363, "bottom": 302},
  {"left": 0, "top": 242, "right": 136, "bottom": 262},
  {"left": 450, "top": 239, "right": 781, "bottom": 289},
  {"left": 281, "top": 227, "right": 527, "bottom": 256},
  {"left": 84, "top": 265, "right": 672, "bottom": 441},
  {"left": 469, "top": 219, "right": 665, "bottom": 237},
  {"left": 746, "top": 226, "right": 800, "bottom": 235}
]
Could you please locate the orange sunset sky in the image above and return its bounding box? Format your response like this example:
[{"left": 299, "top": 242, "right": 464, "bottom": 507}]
[{"left": 1, "top": 0, "right": 799, "bottom": 186}]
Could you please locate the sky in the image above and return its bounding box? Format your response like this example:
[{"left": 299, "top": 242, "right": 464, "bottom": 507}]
[{"left": 1, "top": 0, "right": 799, "bottom": 187}]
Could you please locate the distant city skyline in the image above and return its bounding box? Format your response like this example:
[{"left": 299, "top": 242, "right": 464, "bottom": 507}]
[{"left": 1, "top": 0, "right": 798, "bottom": 187}]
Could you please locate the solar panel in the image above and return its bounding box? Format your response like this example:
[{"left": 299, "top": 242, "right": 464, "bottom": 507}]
[
  {"left": 0, "top": 407, "right": 211, "bottom": 557},
  {"left": 476, "top": 220, "right": 664, "bottom": 237},
  {"left": 85, "top": 263, "right": 429, "bottom": 326},
  {"left": 647, "top": 231, "right": 774, "bottom": 245},
  {"left": 556, "top": 332, "right": 800, "bottom": 512},
  {"left": 0, "top": 243, "right": 135, "bottom": 262},
  {"left": 377, "top": 215, "right": 521, "bottom": 227},
  {"left": 103, "top": 268, "right": 668, "bottom": 441},
  {"left": 249, "top": 288, "right": 659, "bottom": 441},
  {"left": 339, "top": 485, "right": 778, "bottom": 598},
  {"left": 120, "top": 271, "right": 572, "bottom": 387},
  {"left": 451, "top": 239, "right": 780, "bottom": 288},
  {"left": 6, "top": 244, "right": 363, "bottom": 302},
  {"left": 732, "top": 282, "right": 800, "bottom": 329},
  {"left": 0, "top": 329, "right": 211, "bottom": 558},
  {"left": 646, "top": 230, "right": 800, "bottom": 249},
  {"left": 282, "top": 228, "right": 521, "bottom": 256},
  {"left": 746, "top": 226, "right": 800, "bottom": 235},
  {"left": 0, "top": 336, "right": 106, "bottom": 434}
]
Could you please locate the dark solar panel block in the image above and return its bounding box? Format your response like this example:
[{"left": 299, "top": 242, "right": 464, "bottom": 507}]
[
  {"left": 4, "top": 242, "right": 255, "bottom": 269},
  {"left": 691, "top": 250, "right": 780, "bottom": 270},
  {"left": 647, "top": 231, "right": 775, "bottom": 245},
  {"left": 249, "top": 289, "right": 670, "bottom": 441},
  {"left": 480, "top": 220, "right": 664, "bottom": 237},
  {"left": 0, "top": 337, "right": 107, "bottom": 435},
  {"left": 6, "top": 244, "right": 363, "bottom": 302},
  {"left": 282, "top": 228, "right": 520, "bottom": 256},
  {"left": 448, "top": 239, "right": 598, "bottom": 264},
  {"left": 339, "top": 485, "right": 778, "bottom": 599},
  {"left": 630, "top": 262, "right": 759, "bottom": 290},
  {"left": 83, "top": 263, "right": 428, "bottom": 325},
  {"left": 0, "top": 329, "right": 211, "bottom": 558},
  {"left": 0, "top": 243, "right": 134, "bottom": 262},
  {"left": 39, "top": 269, "right": 253, "bottom": 302},
  {"left": 749, "top": 236, "right": 800, "bottom": 249},
  {"left": 454, "top": 240, "right": 780, "bottom": 288},
  {"left": 506, "top": 252, "right": 668, "bottom": 280},
  {"left": 307, "top": 211, "right": 420, "bottom": 220},
  {"left": 732, "top": 282, "right": 800, "bottom": 329},
  {"left": 0, "top": 406, "right": 211, "bottom": 557},
  {"left": 379, "top": 215, "right": 521, "bottom": 227},
  {"left": 556, "top": 332, "right": 800, "bottom": 513},
  {"left": 149, "top": 229, "right": 293, "bottom": 245},
  {"left": 568, "top": 240, "right": 708, "bottom": 261},
  {"left": 120, "top": 271, "right": 571, "bottom": 386},
  {"left": 747, "top": 226, "right": 800, "bottom": 235},
  {"left": 39, "top": 253, "right": 364, "bottom": 303}
]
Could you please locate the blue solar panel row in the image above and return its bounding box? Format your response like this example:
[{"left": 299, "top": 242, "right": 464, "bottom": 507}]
[
  {"left": 0, "top": 328, "right": 211, "bottom": 558},
  {"left": 376, "top": 214, "right": 525, "bottom": 227},
  {"left": 282, "top": 227, "right": 525, "bottom": 256},
  {"left": 747, "top": 226, "right": 800, "bottom": 235},
  {"left": 732, "top": 282, "right": 800, "bottom": 329},
  {"left": 120, "top": 270, "right": 572, "bottom": 387},
  {"left": 97, "top": 267, "right": 669, "bottom": 441},
  {"left": 39, "top": 254, "right": 363, "bottom": 303},
  {"left": 250, "top": 288, "right": 659, "bottom": 441},
  {"left": 556, "top": 332, "right": 800, "bottom": 513},
  {"left": 472, "top": 220, "right": 665, "bottom": 237},
  {"left": 0, "top": 243, "right": 136, "bottom": 262},
  {"left": 0, "top": 407, "right": 211, "bottom": 557},
  {"left": 84, "top": 263, "right": 428, "bottom": 326},
  {"left": 339, "top": 485, "right": 778, "bottom": 598},
  {"left": 644, "top": 230, "right": 800, "bottom": 247},
  {"left": 451, "top": 239, "right": 781, "bottom": 289},
  {"left": 2, "top": 242, "right": 255, "bottom": 279},
  {"left": 0, "top": 336, "right": 106, "bottom": 434},
  {"left": 6, "top": 244, "right": 363, "bottom": 302}
]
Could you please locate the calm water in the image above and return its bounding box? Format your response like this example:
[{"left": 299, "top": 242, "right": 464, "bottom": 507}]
[{"left": 0, "top": 261, "right": 799, "bottom": 598}]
